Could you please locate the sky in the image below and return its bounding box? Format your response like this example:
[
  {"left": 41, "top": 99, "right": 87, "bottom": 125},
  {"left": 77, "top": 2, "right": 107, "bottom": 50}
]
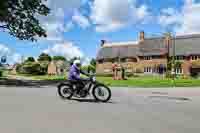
[{"left": 0, "top": 0, "right": 200, "bottom": 64}]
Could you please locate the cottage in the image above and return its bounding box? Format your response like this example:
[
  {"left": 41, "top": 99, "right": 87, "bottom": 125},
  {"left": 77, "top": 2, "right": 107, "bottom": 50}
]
[
  {"left": 11, "top": 64, "right": 18, "bottom": 75},
  {"left": 47, "top": 62, "right": 57, "bottom": 75},
  {"left": 47, "top": 61, "right": 68, "bottom": 75},
  {"left": 96, "top": 31, "right": 200, "bottom": 76}
]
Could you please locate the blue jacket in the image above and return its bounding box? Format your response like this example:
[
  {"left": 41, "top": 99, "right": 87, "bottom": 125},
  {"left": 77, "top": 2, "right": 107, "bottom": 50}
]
[{"left": 68, "top": 64, "right": 88, "bottom": 80}]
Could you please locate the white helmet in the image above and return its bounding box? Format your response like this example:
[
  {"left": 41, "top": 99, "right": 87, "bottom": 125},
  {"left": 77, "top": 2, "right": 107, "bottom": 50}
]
[{"left": 73, "top": 60, "right": 81, "bottom": 65}]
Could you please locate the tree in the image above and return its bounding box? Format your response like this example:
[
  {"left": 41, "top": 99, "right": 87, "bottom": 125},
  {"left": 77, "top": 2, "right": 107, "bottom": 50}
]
[
  {"left": 90, "top": 58, "right": 96, "bottom": 67},
  {"left": 22, "top": 62, "right": 44, "bottom": 75},
  {"left": 25, "top": 57, "right": 35, "bottom": 62},
  {"left": 53, "top": 56, "right": 66, "bottom": 61},
  {"left": 0, "top": 0, "right": 50, "bottom": 41},
  {"left": 38, "top": 53, "right": 51, "bottom": 62},
  {"left": 69, "top": 57, "right": 80, "bottom": 66}
]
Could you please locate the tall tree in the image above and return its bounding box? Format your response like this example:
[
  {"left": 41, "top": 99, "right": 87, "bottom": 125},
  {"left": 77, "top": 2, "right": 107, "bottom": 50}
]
[
  {"left": 38, "top": 53, "right": 51, "bottom": 62},
  {"left": 90, "top": 58, "right": 96, "bottom": 67},
  {"left": 53, "top": 56, "right": 66, "bottom": 61},
  {"left": 0, "top": 0, "right": 50, "bottom": 41},
  {"left": 69, "top": 57, "right": 80, "bottom": 66},
  {"left": 25, "top": 57, "right": 35, "bottom": 62}
]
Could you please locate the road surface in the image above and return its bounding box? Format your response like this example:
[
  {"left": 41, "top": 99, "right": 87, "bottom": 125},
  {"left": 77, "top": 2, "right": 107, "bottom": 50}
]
[{"left": 0, "top": 86, "right": 199, "bottom": 133}]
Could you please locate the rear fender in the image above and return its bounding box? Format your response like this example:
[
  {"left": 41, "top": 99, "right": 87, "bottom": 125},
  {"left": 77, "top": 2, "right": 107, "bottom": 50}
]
[{"left": 57, "top": 81, "right": 72, "bottom": 89}]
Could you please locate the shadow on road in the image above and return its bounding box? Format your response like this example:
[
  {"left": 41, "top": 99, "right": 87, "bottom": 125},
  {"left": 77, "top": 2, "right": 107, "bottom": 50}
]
[{"left": 70, "top": 98, "right": 116, "bottom": 104}]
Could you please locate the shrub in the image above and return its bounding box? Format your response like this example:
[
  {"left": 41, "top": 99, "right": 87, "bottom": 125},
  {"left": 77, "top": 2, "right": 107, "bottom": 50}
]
[
  {"left": 125, "top": 72, "right": 133, "bottom": 77},
  {"left": 135, "top": 68, "right": 143, "bottom": 73},
  {"left": 19, "top": 62, "right": 45, "bottom": 75},
  {"left": 165, "top": 71, "right": 173, "bottom": 79},
  {"left": 181, "top": 75, "right": 190, "bottom": 79}
]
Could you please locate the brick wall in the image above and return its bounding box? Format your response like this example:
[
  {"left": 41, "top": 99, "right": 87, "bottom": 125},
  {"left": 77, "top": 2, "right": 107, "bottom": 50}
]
[
  {"left": 96, "top": 57, "right": 193, "bottom": 76},
  {"left": 96, "top": 58, "right": 167, "bottom": 74}
]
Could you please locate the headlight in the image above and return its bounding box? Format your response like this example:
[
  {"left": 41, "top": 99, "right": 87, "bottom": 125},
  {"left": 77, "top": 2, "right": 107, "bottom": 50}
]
[{"left": 92, "top": 77, "right": 96, "bottom": 82}]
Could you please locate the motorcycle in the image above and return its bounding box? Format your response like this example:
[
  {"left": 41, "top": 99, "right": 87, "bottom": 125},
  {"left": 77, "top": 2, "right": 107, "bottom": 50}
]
[{"left": 57, "top": 75, "right": 112, "bottom": 102}]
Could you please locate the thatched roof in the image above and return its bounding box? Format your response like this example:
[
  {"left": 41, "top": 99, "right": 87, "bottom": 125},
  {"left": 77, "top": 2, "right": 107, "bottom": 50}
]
[{"left": 97, "top": 34, "right": 200, "bottom": 59}]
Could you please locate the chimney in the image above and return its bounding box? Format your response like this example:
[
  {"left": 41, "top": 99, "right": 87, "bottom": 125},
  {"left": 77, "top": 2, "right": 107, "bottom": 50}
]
[
  {"left": 139, "top": 31, "right": 145, "bottom": 42},
  {"left": 101, "top": 40, "right": 106, "bottom": 47}
]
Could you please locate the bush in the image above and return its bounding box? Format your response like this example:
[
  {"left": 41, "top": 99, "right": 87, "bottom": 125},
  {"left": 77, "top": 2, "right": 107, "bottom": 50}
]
[
  {"left": 88, "top": 65, "right": 96, "bottom": 73},
  {"left": 19, "top": 62, "right": 45, "bottom": 75},
  {"left": 16, "top": 64, "right": 22, "bottom": 73},
  {"left": 191, "top": 72, "right": 199, "bottom": 79},
  {"left": 165, "top": 71, "right": 173, "bottom": 79},
  {"left": 181, "top": 75, "right": 190, "bottom": 79},
  {"left": 126, "top": 72, "right": 133, "bottom": 77},
  {"left": 81, "top": 65, "right": 96, "bottom": 74}
]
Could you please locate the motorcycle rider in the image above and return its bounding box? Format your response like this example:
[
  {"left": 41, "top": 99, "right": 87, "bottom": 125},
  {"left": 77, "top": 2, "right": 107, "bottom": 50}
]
[{"left": 68, "top": 60, "right": 89, "bottom": 95}]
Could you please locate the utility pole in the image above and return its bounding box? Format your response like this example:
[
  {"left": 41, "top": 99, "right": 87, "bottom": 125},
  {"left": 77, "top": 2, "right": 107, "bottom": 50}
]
[{"left": 173, "top": 34, "right": 176, "bottom": 80}]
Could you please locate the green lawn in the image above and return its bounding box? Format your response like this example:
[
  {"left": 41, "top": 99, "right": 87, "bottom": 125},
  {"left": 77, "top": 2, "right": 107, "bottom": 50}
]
[{"left": 97, "top": 77, "right": 200, "bottom": 88}]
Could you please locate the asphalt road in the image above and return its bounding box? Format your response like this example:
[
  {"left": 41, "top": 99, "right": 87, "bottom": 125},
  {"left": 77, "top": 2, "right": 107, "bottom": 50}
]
[{"left": 0, "top": 86, "right": 199, "bottom": 133}]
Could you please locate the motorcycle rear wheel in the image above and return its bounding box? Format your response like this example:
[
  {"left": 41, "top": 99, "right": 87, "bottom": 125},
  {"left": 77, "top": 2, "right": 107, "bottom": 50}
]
[{"left": 57, "top": 84, "right": 73, "bottom": 100}]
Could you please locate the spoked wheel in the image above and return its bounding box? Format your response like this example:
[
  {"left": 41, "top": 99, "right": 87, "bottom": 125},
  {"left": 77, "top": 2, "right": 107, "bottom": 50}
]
[
  {"left": 57, "top": 84, "right": 73, "bottom": 100},
  {"left": 92, "top": 85, "right": 111, "bottom": 102}
]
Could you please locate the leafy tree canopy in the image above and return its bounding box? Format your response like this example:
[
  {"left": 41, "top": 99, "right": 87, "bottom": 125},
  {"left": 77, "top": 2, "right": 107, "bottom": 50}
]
[
  {"left": 53, "top": 56, "right": 66, "bottom": 61},
  {"left": 90, "top": 58, "right": 96, "bottom": 67},
  {"left": 0, "top": 0, "right": 50, "bottom": 41},
  {"left": 25, "top": 57, "right": 35, "bottom": 62},
  {"left": 38, "top": 53, "right": 51, "bottom": 62},
  {"left": 69, "top": 57, "right": 80, "bottom": 66}
]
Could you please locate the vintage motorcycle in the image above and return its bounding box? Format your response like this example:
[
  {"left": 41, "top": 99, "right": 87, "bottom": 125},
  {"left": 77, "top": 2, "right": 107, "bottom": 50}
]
[{"left": 57, "top": 75, "right": 112, "bottom": 102}]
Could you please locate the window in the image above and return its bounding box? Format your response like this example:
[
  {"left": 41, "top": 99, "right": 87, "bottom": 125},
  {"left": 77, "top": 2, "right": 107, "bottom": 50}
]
[
  {"left": 175, "top": 68, "right": 183, "bottom": 74},
  {"left": 175, "top": 56, "right": 184, "bottom": 60},
  {"left": 152, "top": 55, "right": 161, "bottom": 59},
  {"left": 144, "top": 67, "right": 152, "bottom": 73},
  {"left": 144, "top": 56, "right": 152, "bottom": 60},
  {"left": 191, "top": 56, "right": 198, "bottom": 60},
  {"left": 98, "top": 59, "right": 103, "bottom": 64}
]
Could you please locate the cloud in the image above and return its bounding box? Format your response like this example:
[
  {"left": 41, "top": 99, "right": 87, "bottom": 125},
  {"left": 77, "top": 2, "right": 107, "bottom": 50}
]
[
  {"left": 0, "top": 44, "right": 11, "bottom": 56},
  {"left": 159, "top": 8, "right": 182, "bottom": 27},
  {"left": 72, "top": 11, "right": 90, "bottom": 29},
  {"left": 90, "top": 0, "right": 151, "bottom": 32},
  {"left": 159, "top": 0, "right": 200, "bottom": 35},
  {"left": 0, "top": 44, "right": 21, "bottom": 64},
  {"left": 37, "top": 1, "right": 92, "bottom": 65},
  {"left": 38, "top": 0, "right": 83, "bottom": 42},
  {"left": 43, "top": 42, "right": 92, "bottom": 65},
  {"left": 43, "top": 42, "right": 84, "bottom": 60}
]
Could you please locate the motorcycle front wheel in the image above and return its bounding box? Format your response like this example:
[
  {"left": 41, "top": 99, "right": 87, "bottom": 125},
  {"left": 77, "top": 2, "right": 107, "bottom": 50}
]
[
  {"left": 57, "top": 84, "right": 73, "bottom": 100},
  {"left": 92, "top": 84, "right": 111, "bottom": 102}
]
